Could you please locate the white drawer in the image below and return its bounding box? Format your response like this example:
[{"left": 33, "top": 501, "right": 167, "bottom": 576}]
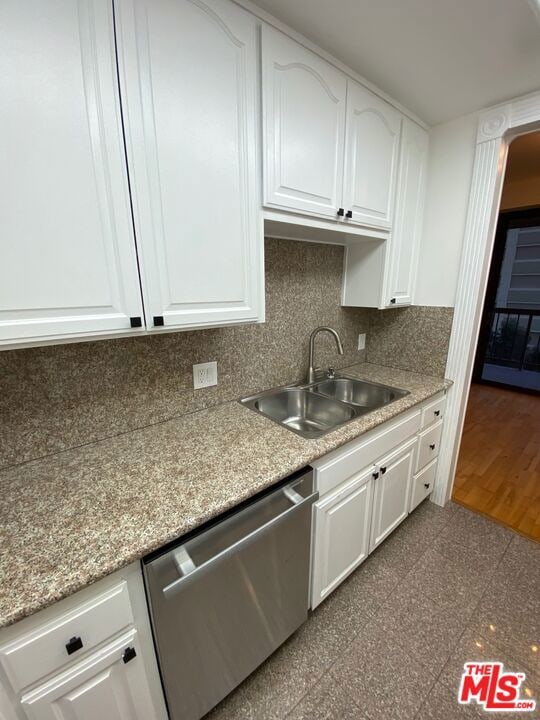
[
  {"left": 313, "top": 408, "right": 421, "bottom": 496},
  {"left": 0, "top": 582, "right": 133, "bottom": 693},
  {"left": 409, "top": 458, "right": 437, "bottom": 512},
  {"left": 421, "top": 394, "right": 446, "bottom": 429},
  {"left": 416, "top": 419, "right": 443, "bottom": 472}
]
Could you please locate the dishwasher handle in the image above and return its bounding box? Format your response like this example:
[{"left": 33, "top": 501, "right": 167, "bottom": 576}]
[{"left": 162, "top": 481, "right": 318, "bottom": 595}]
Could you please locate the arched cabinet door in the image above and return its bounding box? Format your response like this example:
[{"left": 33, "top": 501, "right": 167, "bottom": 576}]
[
  {"left": 114, "top": 0, "right": 264, "bottom": 330},
  {"left": 343, "top": 80, "right": 402, "bottom": 229},
  {"left": 385, "top": 118, "right": 429, "bottom": 307},
  {"left": 261, "top": 25, "right": 347, "bottom": 219},
  {"left": 0, "top": 0, "right": 144, "bottom": 348}
]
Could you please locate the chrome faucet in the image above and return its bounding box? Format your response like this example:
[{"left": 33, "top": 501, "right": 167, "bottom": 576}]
[{"left": 307, "top": 327, "right": 344, "bottom": 384}]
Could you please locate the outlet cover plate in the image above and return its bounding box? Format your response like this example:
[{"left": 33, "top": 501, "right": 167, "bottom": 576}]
[
  {"left": 358, "top": 333, "right": 366, "bottom": 351},
  {"left": 193, "top": 361, "right": 218, "bottom": 389}
]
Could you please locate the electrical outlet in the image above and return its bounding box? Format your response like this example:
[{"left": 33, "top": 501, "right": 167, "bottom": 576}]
[
  {"left": 358, "top": 333, "right": 366, "bottom": 351},
  {"left": 193, "top": 361, "right": 218, "bottom": 389}
]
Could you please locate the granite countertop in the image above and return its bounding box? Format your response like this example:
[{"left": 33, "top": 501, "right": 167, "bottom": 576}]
[{"left": 0, "top": 362, "right": 451, "bottom": 630}]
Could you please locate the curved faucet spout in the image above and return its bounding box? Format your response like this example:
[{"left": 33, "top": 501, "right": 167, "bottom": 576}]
[{"left": 308, "top": 327, "right": 344, "bottom": 384}]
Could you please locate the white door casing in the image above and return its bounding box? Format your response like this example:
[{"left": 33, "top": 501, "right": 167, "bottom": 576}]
[
  {"left": 433, "top": 91, "right": 540, "bottom": 505},
  {"left": 0, "top": 0, "right": 144, "bottom": 347},
  {"left": 261, "top": 24, "right": 347, "bottom": 219},
  {"left": 115, "top": 0, "right": 264, "bottom": 330}
]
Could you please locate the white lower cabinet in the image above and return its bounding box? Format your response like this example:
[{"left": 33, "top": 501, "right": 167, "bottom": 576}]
[
  {"left": 311, "top": 392, "right": 446, "bottom": 607},
  {"left": 409, "top": 458, "right": 438, "bottom": 513},
  {"left": 369, "top": 437, "right": 416, "bottom": 552},
  {"left": 0, "top": 564, "right": 167, "bottom": 720},
  {"left": 20, "top": 630, "right": 153, "bottom": 720},
  {"left": 311, "top": 467, "right": 375, "bottom": 609}
]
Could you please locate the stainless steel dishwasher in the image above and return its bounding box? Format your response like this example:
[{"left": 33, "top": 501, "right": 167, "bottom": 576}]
[{"left": 143, "top": 467, "right": 317, "bottom": 720}]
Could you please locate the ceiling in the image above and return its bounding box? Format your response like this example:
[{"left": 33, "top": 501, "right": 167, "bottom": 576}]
[
  {"left": 251, "top": 0, "right": 540, "bottom": 126},
  {"left": 506, "top": 131, "right": 540, "bottom": 182}
]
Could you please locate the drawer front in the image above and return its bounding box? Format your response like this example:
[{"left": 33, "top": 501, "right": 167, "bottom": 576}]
[
  {"left": 410, "top": 458, "right": 437, "bottom": 512},
  {"left": 421, "top": 394, "right": 446, "bottom": 429},
  {"left": 416, "top": 420, "right": 443, "bottom": 472},
  {"left": 0, "top": 582, "right": 133, "bottom": 693},
  {"left": 313, "top": 408, "right": 421, "bottom": 496}
]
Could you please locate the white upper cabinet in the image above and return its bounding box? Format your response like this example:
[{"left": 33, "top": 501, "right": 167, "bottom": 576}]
[
  {"left": 342, "top": 118, "right": 428, "bottom": 309},
  {"left": 115, "top": 0, "right": 264, "bottom": 331},
  {"left": 261, "top": 25, "right": 347, "bottom": 219},
  {"left": 342, "top": 81, "right": 401, "bottom": 229},
  {"left": 0, "top": 0, "right": 144, "bottom": 347},
  {"left": 386, "top": 118, "right": 429, "bottom": 306}
]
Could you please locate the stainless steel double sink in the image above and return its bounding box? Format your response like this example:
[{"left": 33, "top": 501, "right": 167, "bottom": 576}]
[{"left": 241, "top": 375, "right": 409, "bottom": 439}]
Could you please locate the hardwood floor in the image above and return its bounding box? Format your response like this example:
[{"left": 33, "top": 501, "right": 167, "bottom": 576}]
[{"left": 452, "top": 383, "right": 540, "bottom": 542}]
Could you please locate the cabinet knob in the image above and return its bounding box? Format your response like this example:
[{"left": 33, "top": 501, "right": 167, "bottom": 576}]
[
  {"left": 65, "top": 636, "right": 83, "bottom": 655},
  {"left": 424, "top": 483, "right": 430, "bottom": 489},
  {"left": 372, "top": 471, "right": 379, "bottom": 480},
  {"left": 390, "top": 298, "right": 396, "bottom": 304},
  {"left": 345, "top": 210, "right": 353, "bottom": 219},
  {"left": 434, "top": 410, "right": 440, "bottom": 417},
  {"left": 380, "top": 466, "right": 387, "bottom": 474},
  {"left": 337, "top": 207, "right": 344, "bottom": 217},
  {"left": 123, "top": 646, "right": 137, "bottom": 664},
  {"left": 429, "top": 443, "right": 436, "bottom": 450}
]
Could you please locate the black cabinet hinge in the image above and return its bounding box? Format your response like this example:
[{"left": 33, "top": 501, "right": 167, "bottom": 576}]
[
  {"left": 130, "top": 316, "right": 142, "bottom": 328},
  {"left": 153, "top": 316, "right": 164, "bottom": 327}
]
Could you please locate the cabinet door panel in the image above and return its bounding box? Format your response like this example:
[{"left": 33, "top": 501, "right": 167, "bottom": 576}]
[
  {"left": 343, "top": 81, "right": 401, "bottom": 228},
  {"left": 311, "top": 469, "right": 374, "bottom": 609},
  {"left": 116, "top": 0, "right": 263, "bottom": 329},
  {"left": 20, "top": 631, "right": 157, "bottom": 720},
  {"left": 385, "top": 119, "right": 428, "bottom": 306},
  {"left": 0, "top": 0, "right": 144, "bottom": 346},
  {"left": 262, "top": 25, "right": 346, "bottom": 218},
  {"left": 370, "top": 438, "right": 416, "bottom": 551}
]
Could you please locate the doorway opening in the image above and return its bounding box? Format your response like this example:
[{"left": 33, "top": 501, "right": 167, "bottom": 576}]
[{"left": 452, "top": 131, "right": 540, "bottom": 541}]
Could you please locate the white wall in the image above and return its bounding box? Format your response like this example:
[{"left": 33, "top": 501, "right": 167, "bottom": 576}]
[{"left": 415, "top": 112, "right": 478, "bottom": 307}]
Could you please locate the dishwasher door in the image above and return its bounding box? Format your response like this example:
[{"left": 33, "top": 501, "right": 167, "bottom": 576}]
[{"left": 143, "top": 468, "right": 317, "bottom": 720}]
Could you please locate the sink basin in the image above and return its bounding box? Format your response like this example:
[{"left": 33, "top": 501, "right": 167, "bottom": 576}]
[
  {"left": 309, "top": 377, "right": 409, "bottom": 409},
  {"left": 241, "top": 388, "right": 358, "bottom": 439},
  {"left": 240, "top": 375, "right": 409, "bottom": 439}
]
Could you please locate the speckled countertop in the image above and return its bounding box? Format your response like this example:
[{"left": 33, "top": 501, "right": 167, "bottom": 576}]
[{"left": 0, "top": 362, "right": 451, "bottom": 630}]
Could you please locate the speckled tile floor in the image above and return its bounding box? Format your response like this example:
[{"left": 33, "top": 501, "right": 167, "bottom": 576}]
[{"left": 206, "top": 501, "right": 540, "bottom": 720}]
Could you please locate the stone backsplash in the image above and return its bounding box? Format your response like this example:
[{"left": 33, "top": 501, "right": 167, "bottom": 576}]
[
  {"left": 366, "top": 305, "right": 454, "bottom": 377},
  {"left": 0, "top": 239, "right": 370, "bottom": 469},
  {"left": 0, "top": 239, "right": 453, "bottom": 470}
]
